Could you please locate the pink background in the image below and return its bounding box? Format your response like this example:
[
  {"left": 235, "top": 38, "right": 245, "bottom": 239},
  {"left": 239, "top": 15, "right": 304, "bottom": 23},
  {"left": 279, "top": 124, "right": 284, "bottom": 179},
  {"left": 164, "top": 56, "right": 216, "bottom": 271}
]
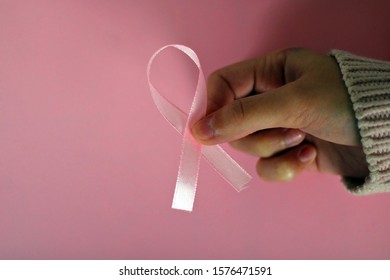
[{"left": 1, "top": 0, "right": 390, "bottom": 259}]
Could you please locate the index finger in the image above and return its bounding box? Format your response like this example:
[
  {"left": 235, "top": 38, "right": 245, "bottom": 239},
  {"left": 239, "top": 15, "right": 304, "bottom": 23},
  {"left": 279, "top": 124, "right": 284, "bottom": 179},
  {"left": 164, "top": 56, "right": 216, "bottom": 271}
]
[{"left": 206, "top": 50, "right": 288, "bottom": 115}]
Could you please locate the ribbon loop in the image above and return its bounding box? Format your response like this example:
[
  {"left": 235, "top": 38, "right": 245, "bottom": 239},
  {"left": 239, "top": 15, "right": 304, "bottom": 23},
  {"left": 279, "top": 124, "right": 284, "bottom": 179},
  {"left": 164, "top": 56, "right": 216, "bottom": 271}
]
[{"left": 147, "top": 44, "right": 252, "bottom": 212}]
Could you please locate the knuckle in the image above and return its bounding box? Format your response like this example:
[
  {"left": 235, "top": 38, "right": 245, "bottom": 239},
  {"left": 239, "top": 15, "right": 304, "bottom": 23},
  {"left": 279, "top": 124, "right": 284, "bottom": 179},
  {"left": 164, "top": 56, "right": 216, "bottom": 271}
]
[
  {"left": 283, "top": 83, "right": 314, "bottom": 129},
  {"left": 255, "top": 132, "right": 286, "bottom": 158},
  {"left": 281, "top": 47, "right": 306, "bottom": 56},
  {"left": 257, "top": 148, "right": 274, "bottom": 158},
  {"left": 231, "top": 99, "right": 246, "bottom": 123},
  {"left": 256, "top": 159, "right": 296, "bottom": 182},
  {"left": 211, "top": 99, "right": 247, "bottom": 137}
]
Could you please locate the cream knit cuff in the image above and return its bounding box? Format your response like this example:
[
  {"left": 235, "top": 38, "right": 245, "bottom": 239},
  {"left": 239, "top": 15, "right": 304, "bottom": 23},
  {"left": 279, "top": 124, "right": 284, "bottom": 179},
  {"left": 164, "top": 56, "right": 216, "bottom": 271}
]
[{"left": 330, "top": 50, "right": 390, "bottom": 194}]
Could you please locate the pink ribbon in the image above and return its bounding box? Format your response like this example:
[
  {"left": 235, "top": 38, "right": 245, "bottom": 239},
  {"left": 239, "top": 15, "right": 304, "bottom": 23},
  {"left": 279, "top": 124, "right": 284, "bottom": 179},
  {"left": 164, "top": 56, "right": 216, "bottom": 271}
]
[{"left": 147, "top": 45, "right": 252, "bottom": 212}]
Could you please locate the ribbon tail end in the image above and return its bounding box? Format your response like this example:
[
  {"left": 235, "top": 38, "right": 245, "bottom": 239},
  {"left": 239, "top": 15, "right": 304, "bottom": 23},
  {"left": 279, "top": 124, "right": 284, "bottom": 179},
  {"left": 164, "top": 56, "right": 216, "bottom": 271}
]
[
  {"left": 172, "top": 202, "right": 193, "bottom": 212},
  {"left": 232, "top": 175, "right": 253, "bottom": 192}
]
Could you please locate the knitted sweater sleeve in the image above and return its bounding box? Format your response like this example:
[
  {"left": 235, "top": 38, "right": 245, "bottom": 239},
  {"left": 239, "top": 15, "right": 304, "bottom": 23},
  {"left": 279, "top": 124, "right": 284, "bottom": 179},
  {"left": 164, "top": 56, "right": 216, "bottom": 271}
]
[{"left": 330, "top": 50, "right": 390, "bottom": 194}]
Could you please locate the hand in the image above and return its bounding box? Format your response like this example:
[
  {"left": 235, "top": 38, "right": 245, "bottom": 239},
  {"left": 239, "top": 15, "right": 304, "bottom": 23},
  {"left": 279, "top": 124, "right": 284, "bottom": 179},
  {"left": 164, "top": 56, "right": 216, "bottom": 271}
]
[{"left": 192, "top": 48, "right": 369, "bottom": 181}]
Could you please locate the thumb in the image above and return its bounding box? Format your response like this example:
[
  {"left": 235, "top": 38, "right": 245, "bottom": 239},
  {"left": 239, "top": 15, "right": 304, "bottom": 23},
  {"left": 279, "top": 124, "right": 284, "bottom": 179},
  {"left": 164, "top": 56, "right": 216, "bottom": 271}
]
[{"left": 192, "top": 82, "right": 304, "bottom": 144}]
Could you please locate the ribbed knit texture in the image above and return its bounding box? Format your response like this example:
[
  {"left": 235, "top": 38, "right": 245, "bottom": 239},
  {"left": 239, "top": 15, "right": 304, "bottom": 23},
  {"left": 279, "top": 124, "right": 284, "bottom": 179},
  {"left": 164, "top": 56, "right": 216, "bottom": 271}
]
[{"left": 330, "top": 50, "right": 390, "bottom": 194}]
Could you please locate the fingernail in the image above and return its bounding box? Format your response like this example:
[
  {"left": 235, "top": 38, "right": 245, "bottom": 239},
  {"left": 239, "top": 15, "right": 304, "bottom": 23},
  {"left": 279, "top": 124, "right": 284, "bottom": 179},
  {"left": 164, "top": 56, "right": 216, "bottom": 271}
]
[
  {"left": 283, "top": 129, "right": 304, "bottom": 148},
  {"left": 298, "top": 146, "right": 316, "bottom": 163},
  {"left": 192, "top": 115, "right": 214, "bottom": 140}
]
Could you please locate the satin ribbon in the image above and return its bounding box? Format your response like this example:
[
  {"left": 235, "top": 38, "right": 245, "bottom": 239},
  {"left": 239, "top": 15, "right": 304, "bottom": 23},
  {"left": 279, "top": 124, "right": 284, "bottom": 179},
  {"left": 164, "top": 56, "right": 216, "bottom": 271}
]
[{"left": 147, "top": 45, "right": 252, "bottom": 212}]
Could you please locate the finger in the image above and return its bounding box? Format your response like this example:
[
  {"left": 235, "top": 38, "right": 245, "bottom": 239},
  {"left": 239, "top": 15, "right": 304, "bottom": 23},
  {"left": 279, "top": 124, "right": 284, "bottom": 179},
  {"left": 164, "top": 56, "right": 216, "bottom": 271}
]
[
  {"left": 230, "top": 128, "right": 305, "bottom": 157},
  {"left": 206, "top": 51, "right": 288, "bottom": 114},
  {"left": 256, "top": 144, "right": 317, "bottom": 182},
  {"left": 193, "top": 82, "right": 306, "bottom": 144}
]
